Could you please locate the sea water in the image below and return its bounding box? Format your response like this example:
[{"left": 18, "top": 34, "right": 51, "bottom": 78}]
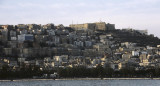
[{"left": 0, "top": 79, "right": 160, "bottom": 86}]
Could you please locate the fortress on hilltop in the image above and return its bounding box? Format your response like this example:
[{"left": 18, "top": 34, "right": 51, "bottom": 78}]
[{"left": 69, "top": 22, "right": 115, "bottom": 31}]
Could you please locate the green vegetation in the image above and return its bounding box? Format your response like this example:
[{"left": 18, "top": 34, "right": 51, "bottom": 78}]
[
  {"left": 105, "top": 30, "right": 160, "bottom": 47},
  {"left": 0, "top": 65, "right": 42, "bottom": 79},
  {"left": 1, "top": 65, "right": 160, "bottom": 79}
]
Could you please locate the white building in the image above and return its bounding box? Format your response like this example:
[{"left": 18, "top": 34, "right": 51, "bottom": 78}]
[
  {"left": 18, "top": 34, "right": 33, "bottom": 42},
  {"left": 132, "top": 51, "right": 140, "bottom": 56},
  {"left": 85, "top": 41, "right": 92, "bottom": 47},
  {"left": 74, "top": 41, "right": 84, "bottom": 47}
]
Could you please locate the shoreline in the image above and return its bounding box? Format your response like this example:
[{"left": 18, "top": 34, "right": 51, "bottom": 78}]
[
  {"left": 1, "top": 78, "right": 160, "bottom": 81},
  {"left": 56, "top": 78, "right": 160, "bottom": 80}
]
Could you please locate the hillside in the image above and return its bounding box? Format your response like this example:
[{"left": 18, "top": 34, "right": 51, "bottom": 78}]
[{"left": 103, "top": 29, "right": 160, "bottom": 47}]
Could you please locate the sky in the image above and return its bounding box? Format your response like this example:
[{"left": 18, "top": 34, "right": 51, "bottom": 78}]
[{"left": 0, "top": 0, "right": 160, "bottom": 37}]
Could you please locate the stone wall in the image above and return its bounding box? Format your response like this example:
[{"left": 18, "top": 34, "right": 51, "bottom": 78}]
[{"left": 70, "top": 22, "right": 115, "bottom": 31}]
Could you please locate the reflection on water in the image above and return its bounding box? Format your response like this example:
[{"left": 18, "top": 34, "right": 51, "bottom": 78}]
[{"left": 0, "top": 80, "right": 160, "bottom": 86}]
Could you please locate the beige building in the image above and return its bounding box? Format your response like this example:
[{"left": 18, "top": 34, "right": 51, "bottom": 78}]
[
  {"left": 4, "top": 48, "right": 12, "bottom": 56},
  {"left": 17, "top": 24, "right": 27, "bottom": 29},
  {"left": 69, "top": 22, "right": 115, "bottom": 31}
]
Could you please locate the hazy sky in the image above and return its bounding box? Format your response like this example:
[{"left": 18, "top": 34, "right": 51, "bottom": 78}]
[{"left": 0, "top": 0, "right": 160, "bottom": 37}]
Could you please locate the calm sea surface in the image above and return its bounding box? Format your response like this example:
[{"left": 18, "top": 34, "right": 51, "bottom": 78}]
[{"left": 0, "top": 79, "right": 160, "bottom": 86}]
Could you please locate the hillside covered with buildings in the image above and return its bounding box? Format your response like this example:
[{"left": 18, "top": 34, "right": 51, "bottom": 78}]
[{"left": 0, "top": 22, "right": 160, "bottom": 79}]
